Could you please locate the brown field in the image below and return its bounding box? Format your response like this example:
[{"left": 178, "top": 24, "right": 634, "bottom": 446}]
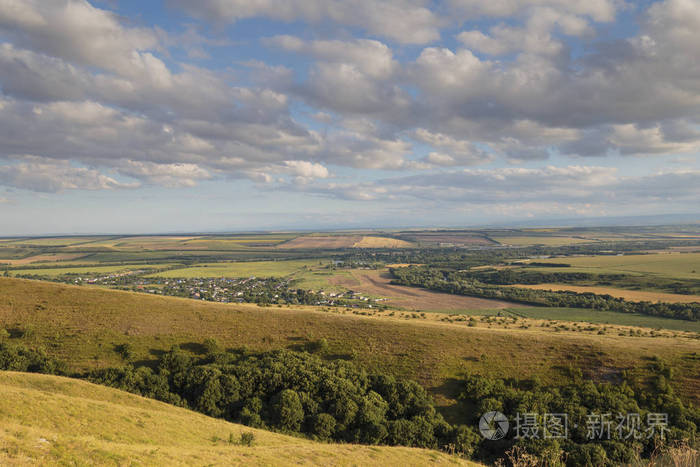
[
  {"left": 516, "top": 283, "right": 700, "bottom": 303},
  {"left": 330, "top": 269, "right": 519, "bottom": 311},
  {"left": 1, "top": 277, "right": 699, "bottom": 406},
  {"left": 353, "top": 236, "right": 414, "bottom": 248},
  {"left": 278, "top": 235, "right": 412, "bottom": 249},
  {"left": 0, "top": 253, "right": 87, "bottom": 266}
]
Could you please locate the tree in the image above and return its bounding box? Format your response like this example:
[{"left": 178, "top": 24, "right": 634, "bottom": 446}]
[
  {"left": 272, "top": 389, "right": 304, "bottom": 431},
  {"left": 312, "top": 413, "right": 336, "bottom": 440}
]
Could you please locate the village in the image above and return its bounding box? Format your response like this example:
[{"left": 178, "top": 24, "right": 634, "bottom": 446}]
[{"left": 19, "top": 270, "right": 385, "bottom": 309}]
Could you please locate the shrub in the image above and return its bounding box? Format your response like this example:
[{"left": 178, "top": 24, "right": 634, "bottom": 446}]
[
  {"left": 239, "top": 431, "right": 255, "bottom": 447},
  {"left": 114, "top": 343, "right": 133, "bottom": 361}
]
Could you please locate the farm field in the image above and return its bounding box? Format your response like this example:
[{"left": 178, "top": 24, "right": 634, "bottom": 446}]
[
  {"left": 516, "top": 283, "right": 700, "bottom": 304},
  {"left": 330, "top": 269, "right": 524, "bottom": 311},
  {"left": 8, "top": 263, "right": 175, "bottom": 277},
  {"left": 504, "top": 307, "right": 700, "bottom": 333},
  {"left": 277, "top": 235, "right": 413, "bottom": 249},
  {"left": 1, "top": 277, "right": 698, "bottom": 406},
  {"left": 0, "top": 372, "right": 469, "bottom": 466},
  {"left": 490, "top": 236, "right": 595, "bottom": 246},
  {"left": 0, "top": 252, "right": 88, "bottom": 266},
  {"left": 147, "top": 259, "right": 322, "bottom": 278},
  {"left": 396, "top": 232, "right": 494, "bottom": 247},
  {"left": 530, "top": 252, "right": 700, "bottom": 279},
  {"left": 1, "top": 236, "right": 106, "bottom": 247}
]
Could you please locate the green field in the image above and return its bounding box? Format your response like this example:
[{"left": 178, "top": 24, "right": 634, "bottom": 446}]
[
  {"left": 2, "top": 236, "right": 105, "bottom": 247},
  {"left": 530, "top": 252, "right": 700, "bottom": 279},
  {"left": 505, "top": 307, "right": 700, "bottom": 332},
  {"left": 10, "top": 263, "right": 174, "bottom": 277},
  {"left": 147, "top": 259, "right": 324, "bottom": 278}
]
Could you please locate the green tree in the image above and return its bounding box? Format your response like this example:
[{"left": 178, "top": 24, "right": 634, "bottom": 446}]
[{"left": 272, "top": 389, "right": 304, "bottom": 431}]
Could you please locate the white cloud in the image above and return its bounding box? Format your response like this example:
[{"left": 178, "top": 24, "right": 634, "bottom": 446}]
[
  {"left": 0, "top": 157, "right": 136, "bottom": 193},
  {"left": 117, "top": 161, "right": 212, "bottom": 188},
  {"left": 284, "top": 160, "right": 330, "bottom": 179},
  {"left": 169, "top": 0, "right": 442, "bottom": 44},
  {"left": 448, "top": 0, "right": 619, "bottom": 22},
  {"left": 266, "top": 36, "right": 397, "bottom": 79},
  {"left": 0, "top": 0, "right": 160, "bottom": 76}
]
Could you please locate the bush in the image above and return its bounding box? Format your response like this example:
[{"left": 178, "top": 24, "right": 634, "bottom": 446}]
[
  {"left": 202, "top": 338, "right": 220, "bottom": 355},
  {"left": 114, "top": 343, "right": 133, "bottom": 361},
  {"left": 239, "top": 431, "right": 255, "bottom": 446}
]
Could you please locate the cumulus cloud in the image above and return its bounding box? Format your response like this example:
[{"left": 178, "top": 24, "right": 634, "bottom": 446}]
[
  {"left": 0, "top": 0, "right": 699, "bottom": 227},
  {"left": 294, "top": 166, "right": 700, "bottom": 219},
  {"left": 284, "top": 160, "right": 330, "bottom": 179},
  {"left": 0, "top": 157, "right": 136, "bottom": 193},
  {"left": 117, "top": 161, "right": 212, "bottom": 188},
  {"left": 169, "top": 0, "right": 442, "bottom": 44},
  {"left": 0, "top": 0, "right": 160, "bottom": 76}
]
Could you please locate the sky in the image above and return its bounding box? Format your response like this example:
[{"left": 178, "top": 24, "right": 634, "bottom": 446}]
[{"left": 0, "top": 0, "right": 699, "bottom": 235}]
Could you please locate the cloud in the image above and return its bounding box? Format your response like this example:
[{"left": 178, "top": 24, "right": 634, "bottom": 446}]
[
  {"left": 0, "top": 0, "right": 699, "bottom": 223},
  {"left": 117, "top": 161, "right": 212, "bottom": 188},
  {"left": 448, "top": 0, "right": 619, "bottom": 22},
  {"left": 294, "top": 166, "right": 700, "bottom": 221},
  {"left": 0, "top": 0, "right": 160, "bottom": 76},
  {"left": 284, "top": 160, "right": 330, "bottom": 179},
  {"left": 0, "top": 157, "right": 136, "bottom": 193},
  {"left": 169, "top": 0, "right": 442, "bottom": 44},
  {"left": 266, "top": 36, "right": 397, "bottom": 79},
  {"left": 413, "top": 129, "right": 490, "bottom": 166}
]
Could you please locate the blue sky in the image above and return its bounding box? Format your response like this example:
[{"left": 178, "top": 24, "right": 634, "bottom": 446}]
[{"left": 0, "top": 0, "right": 699, "bottom": 235}]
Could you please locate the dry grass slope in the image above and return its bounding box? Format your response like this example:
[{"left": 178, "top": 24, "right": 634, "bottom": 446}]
[{"left": 0, "top": 372, "right": 472, "bottom": 466}]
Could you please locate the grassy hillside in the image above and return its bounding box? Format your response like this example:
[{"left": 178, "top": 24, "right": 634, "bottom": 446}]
[
  {"left": 0, "top": 371, "right": 470, "bottom": 466},
  {"left": 2, "top": 277, "right": 699, "bottom": 408}
]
